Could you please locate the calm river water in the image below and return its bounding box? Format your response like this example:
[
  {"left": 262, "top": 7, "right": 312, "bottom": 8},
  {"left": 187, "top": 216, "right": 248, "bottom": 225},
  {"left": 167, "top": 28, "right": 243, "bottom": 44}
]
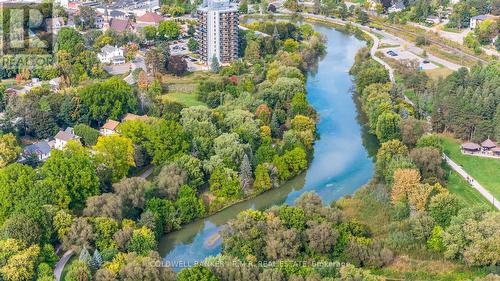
[{"left": 158, "top": 22, "right": 378, "bottom": 270}]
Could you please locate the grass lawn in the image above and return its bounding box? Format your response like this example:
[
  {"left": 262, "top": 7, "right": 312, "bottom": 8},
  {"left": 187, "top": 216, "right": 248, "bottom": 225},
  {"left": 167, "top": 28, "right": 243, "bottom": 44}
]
[
  {"left": 444, "top": 165, "right": 496, "bottom": 210},
  {"left": 424, "top": 67, "right": 453, "bottom": 79},
  {"left": 163, "top": 92, "right": 206, "bottom": 107},
  {"left": 60, "top": 255, "right": 78, "bottom": 281},
  {"left": 441, "top": 135, "right": 500, "bottom": 201}
]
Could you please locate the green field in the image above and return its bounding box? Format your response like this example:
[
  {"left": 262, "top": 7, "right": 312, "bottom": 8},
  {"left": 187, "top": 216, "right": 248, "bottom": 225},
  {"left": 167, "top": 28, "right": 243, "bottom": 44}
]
[
  {"left": 163, "top": 92, "right": 206, "bottom": 107},
  {"left": 444, "top": 165, "right": 496, "bottom": 210},
  {"left": 441, "top": 135, "right": 500, "bottom": 201}
]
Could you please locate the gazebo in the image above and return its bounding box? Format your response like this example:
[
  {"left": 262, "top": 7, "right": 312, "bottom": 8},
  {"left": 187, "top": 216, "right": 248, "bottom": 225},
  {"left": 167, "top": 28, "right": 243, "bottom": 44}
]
[
  {"left": 481, "top": 138, "right": 497, "bottom": 150},
  {"left": 461, "top": 142, "right": 481, "bottom": 152}
]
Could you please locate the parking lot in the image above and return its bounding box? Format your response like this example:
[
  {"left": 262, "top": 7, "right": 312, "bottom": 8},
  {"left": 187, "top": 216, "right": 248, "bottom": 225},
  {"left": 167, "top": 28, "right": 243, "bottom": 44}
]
[
  {"left": 380, "top": 47, "right": 439, "bottom": 70},
  {"left": 170, "top": 39, "right": 190, "bottom": 56}
]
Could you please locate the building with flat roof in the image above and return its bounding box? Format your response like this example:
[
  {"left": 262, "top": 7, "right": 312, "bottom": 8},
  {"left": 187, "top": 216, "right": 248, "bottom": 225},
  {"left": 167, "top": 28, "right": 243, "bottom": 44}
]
[{"left": 196, "top": 0, "right": 239, "bottom": 65}]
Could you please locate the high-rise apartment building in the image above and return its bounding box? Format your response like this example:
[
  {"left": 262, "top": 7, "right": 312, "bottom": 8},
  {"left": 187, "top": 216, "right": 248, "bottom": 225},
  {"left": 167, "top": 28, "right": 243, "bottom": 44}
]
[{"left": 196, "top": 0, "right": 239, "bottom": 65}]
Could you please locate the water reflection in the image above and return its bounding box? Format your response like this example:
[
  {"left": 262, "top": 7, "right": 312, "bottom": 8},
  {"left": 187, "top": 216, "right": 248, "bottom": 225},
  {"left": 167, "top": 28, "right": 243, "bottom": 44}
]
[{"left": 159, "top": 22, "right": 377, "bottom": 270}]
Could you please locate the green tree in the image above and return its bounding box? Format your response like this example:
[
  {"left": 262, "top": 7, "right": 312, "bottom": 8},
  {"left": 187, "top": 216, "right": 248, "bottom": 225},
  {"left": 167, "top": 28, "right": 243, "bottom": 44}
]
[
  {"left": 65, "top": 260, "right": 91, "bottom": 281},
  {"left": 158, "top": 20, "right": 180, "bottom": 40},
  {"left": 291, "top": 92, "right": 309, "bottom": 117},
  {"left": 416, "top": 134, "right": 443, "bottom": 152},
  {"left": 41, "top": 141, "right": 100, "bottom": 209},
  {"left": 73, "top": 124, "right": 99, "bottom": 147},
  {"left": 283, "top": 147, "right": 308, "bottom": 176},
  {"left": 188, "top": 38, "right": 198, "bottom": 52},
  {"left": 209, "top": 167, "right": 242, "bottom": 199},
  {"left": 210, "top": 55, "right": 220, "bottom": 73},
  {"left": 144, "top": 119, "right": 189, "bottom": 165},
  {"left": 428, "top": 193, "right": 464, "bottom": 227},
  {"left": 143, "top": 26, "right": 157, "bottom": 41},
  {"left": 94, "top": 135, "right": 135, "bottom": 183},
  {"left": 56, "top": 27, "right": 84, "bottom": 54},
  {"left": 254, "top": 164, "right": 271, "bottom": 192},
  {"left": 92, "top": 217, "right": 118, "bottom": 251},
  {"left": 145, "top": 197, "right": 180, "bottom": 233},
  {"left": 79, "top": 77, "right": 137, "bottom": 124},
  {"left": 427, "top": 225, "right": 445, "bottom": 253},
  {"left": 178, "top": 265, "right": 219, "bottom": 281},
  {"left": 0, "top": 244, "right": 40, "bottom": 281},
  {"left": 0, "top": 134, "right": 21, "bottom": 168},
  {"left": 126, "top": 226, "right": 156, "bottom": 256},
  {"left": 375, "top": 140, "right": 409, "bottom": 179},
  {"left": 376, "top": 111, "right": 401, "bottom": 142},
  {"left": 175, "top": 186, "right": 205, "bottom": 224},
  {"left": 0, "top": 164, "right": 37, "bottom": 223}
]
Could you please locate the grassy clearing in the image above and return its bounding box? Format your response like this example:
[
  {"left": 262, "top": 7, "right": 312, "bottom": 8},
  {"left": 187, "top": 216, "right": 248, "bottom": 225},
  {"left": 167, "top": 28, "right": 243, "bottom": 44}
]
[
  {"left": 163, "top": 92, "right": 206, "bottom": 107},
  {"left": 441, "top": 135, "right": 500, "bottom": 201},
  {"left": 60, "top": 255, "right": 77, "bottom": 281},
  {"left": 336, "top": 183, "right": 392, "bottom": 238},
  {"left": 374, "top": 259, "right": 490, "bottom": 281},
  {"left": 424, "top": 67, "right": 454, "bottom": 79},
  {"left": 444, "top": 165, "right": 496, "bottom": 210},
  {"left": 379, "top": 43, "right": 401, "bottom": 49},
  {"left": 441, "top": 26, "right": 463, "bottom": 33},
  {"left": 161, "top": 72, "right": 217, "bottom": 94}
]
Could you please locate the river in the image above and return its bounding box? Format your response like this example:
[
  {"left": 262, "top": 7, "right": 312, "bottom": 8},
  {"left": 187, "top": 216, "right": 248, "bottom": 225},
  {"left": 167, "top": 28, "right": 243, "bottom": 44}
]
[{"left": 158, "top": 22, "right": 378, "bottom": 270}]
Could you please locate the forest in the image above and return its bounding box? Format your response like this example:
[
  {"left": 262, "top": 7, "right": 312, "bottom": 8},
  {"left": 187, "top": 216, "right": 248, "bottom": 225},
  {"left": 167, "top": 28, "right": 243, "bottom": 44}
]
[
  {"left": 167, "top": 47, "right": 500, "bottom": 280},
  {"left": 0, "top": 22, "right": 328, "bottom": 281}
]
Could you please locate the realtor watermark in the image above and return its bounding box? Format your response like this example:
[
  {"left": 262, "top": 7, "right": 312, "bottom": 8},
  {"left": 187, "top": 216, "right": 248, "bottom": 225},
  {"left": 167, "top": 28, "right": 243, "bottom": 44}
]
[
  {"left": 152, "top": 259, "right": 349, "bottom": 269},
  {"left": 0, "top": 1, "right": 55, "bottom": 70}
]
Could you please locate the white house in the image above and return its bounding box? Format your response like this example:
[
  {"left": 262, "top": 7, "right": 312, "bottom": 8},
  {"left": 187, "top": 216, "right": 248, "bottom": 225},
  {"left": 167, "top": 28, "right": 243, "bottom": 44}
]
[
  {"left": 98, "top": 45, "right": 126, "bottom": 64},
  {"left": 44, "top": 17, "right": 66, "bottom": 33},
  {"left": 100, "top": 119, "right": 120, "bottom": 136},
  {"left": 22, "top": 141, "right": 52, "bottom": 162},
  {"left": 425, "top": 15, "right": 440, "bottom": 25},
  {"left": 54, "top": 127, "right": 80, "bottom": 150},
  {"left": 94, "top": 15, "right": 105, "bottom": 29},
  {"left": 388, "top": 1, "right": 405, "bottom": 13},
  {"left": 469, "top": 14, "right": 499, "bottom": 29}
]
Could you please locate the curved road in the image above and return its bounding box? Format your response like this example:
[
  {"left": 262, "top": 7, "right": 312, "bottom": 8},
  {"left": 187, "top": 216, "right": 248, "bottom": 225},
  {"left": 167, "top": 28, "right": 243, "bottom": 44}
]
[{"left": 54, "top": 250, "right": 73, "bottom": 281}]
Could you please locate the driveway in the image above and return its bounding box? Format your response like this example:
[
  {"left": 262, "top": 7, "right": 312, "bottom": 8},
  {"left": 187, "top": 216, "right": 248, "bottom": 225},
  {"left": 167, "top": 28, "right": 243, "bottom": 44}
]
[
  {"left": 123, "top": 54, "right": 147, "bottom": 85},
  {"left": 103, "top": 63, "right": 132, "bottom": 75},
  {"left": 54, "top": 250, "right": 73, "bottom": 281}
]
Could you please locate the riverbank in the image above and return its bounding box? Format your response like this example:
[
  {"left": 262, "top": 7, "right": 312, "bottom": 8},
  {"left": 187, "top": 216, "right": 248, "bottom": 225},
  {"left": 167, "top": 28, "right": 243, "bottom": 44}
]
[{"left": 159, "top": 21, "right": 375, "bottom": 268}]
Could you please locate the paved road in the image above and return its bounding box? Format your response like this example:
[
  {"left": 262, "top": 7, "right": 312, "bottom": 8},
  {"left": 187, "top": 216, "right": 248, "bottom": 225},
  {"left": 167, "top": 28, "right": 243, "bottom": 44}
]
[
  {"left": 296, "top": 13, "right": 421, "bottom": 106},
  {"left": 444, "top": 155, "right": 500, "bottom": 210},
  {"left": 124, "top": 54, "right": 147, "bottom": 85},
  {"left": 139, "top": 165, "right": 154, "bottom": 179},
  {"left": 408, "top": 21, "right": 500, "bottom": 58},
  {"left": 54, "top": 250, "right": 73, "bottom": 281}
]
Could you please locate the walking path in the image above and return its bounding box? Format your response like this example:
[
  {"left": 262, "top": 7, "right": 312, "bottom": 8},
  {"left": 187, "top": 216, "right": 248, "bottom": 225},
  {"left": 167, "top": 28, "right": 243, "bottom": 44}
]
[
  {"left": 54, "top": 250, "right": 73, "bottom": 281},
  {"left": 444, "top": 154, "right": 500, "bottom": 210}
]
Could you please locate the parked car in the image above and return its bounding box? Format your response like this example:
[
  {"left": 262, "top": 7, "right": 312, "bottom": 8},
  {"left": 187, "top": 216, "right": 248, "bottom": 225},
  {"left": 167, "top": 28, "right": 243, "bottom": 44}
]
[
  {"left": 422, "top": 59, "right": 430, "bottom": 64},
  {"left": 386, "top": 50, "right": 398, "bottom": 56}
]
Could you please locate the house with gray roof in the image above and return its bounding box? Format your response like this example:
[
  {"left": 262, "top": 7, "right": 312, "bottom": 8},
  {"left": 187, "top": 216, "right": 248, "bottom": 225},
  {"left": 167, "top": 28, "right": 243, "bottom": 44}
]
[
  {"left": 22, "top": 141, "right": 52, "bottom": 162},
  {"left": 470, "top": 14, "right": 499, "bottom": 29},
  {"left": 54, "top": 127, "right": 80, "bottom": 150}
]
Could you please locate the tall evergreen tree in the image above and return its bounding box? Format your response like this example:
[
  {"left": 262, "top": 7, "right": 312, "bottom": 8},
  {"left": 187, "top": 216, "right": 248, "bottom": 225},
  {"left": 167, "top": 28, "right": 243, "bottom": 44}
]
[
  {"left": 239, "top": 154, "right": 253, "bottom": 192},
  {"left": 79, "top": 247, "right": 91, "bottom": 266},
  {"left": 210, "top": 55, "right": 220, "bottom": 73},
  {"left": 92, "top": 249, "right": 103, "bottom": 269}
]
